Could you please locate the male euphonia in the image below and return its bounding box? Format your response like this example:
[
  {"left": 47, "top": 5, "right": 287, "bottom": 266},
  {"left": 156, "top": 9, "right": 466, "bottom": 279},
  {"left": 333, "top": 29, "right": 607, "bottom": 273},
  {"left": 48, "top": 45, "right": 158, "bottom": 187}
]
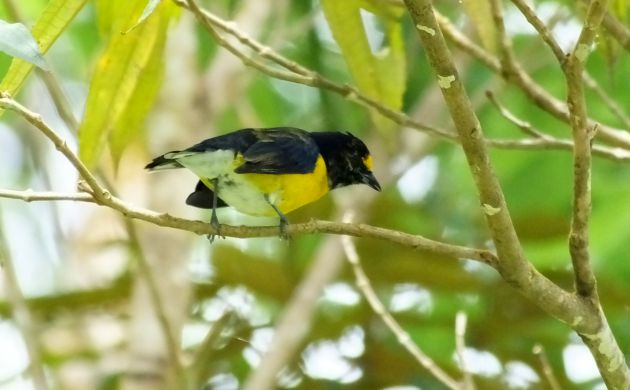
[{"left": 145, "top": 127, "right": 380, "bottom": 238}]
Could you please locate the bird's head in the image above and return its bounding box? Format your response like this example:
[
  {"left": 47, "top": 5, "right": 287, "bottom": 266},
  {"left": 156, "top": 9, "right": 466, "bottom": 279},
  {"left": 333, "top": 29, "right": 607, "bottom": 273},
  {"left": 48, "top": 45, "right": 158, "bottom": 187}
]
[{"left": 311, "top": 132, "right": 381, "bottom": 191}]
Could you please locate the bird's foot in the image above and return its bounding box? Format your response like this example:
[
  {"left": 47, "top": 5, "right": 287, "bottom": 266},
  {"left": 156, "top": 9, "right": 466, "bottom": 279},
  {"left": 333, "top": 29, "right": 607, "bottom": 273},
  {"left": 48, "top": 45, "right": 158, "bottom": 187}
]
[
  {"left": 279, "top": 216, "right": 290, "bottom": 240},
  {"left": 207, "top": 211, "right": 224, "bottom": 243}
]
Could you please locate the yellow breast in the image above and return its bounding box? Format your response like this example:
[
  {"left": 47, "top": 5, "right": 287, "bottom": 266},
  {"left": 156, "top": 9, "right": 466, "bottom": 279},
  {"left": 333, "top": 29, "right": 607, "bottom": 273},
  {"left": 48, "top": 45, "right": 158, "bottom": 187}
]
[{"left": 243, "top": 155, "right": 329, "bottom": 215}]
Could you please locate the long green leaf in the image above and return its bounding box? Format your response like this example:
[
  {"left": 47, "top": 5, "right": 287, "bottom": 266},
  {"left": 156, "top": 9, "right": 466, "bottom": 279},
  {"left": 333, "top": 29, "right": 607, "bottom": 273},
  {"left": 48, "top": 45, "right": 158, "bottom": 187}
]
[
  {"left": 321, "top": 0, "right": 406, "bottom": 131},
  {"left": 79, "top": 0, "right": 176, "bottom": 168},
  {"left": 0, "top": 0, "right": 86, "bottom": 101}
]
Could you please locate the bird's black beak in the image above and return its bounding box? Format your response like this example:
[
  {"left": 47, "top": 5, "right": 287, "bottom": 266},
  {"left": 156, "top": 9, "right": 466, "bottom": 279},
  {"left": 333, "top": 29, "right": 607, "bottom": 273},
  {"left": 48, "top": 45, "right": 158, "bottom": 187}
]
[{"left": 362, "top": 172, "right": 381, "bottom": 191}]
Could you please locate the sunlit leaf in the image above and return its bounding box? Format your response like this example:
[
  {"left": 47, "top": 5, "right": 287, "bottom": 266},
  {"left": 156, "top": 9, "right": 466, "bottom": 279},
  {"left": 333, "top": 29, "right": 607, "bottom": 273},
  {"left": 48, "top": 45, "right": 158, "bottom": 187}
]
[
  {"left": 321, "top": 0, "right": 406, "bottom": 131},
  {"left": 0, "top": 0, "right": 87, "bottom": 104},
  {"left": 461, "top": 0, "right": 497, "bottom": 54},
  {"left": 79, "top": 0, "right": 177, "bottom": 168},
  {"left": 0, "top": 20, "right": 48, "bottom": 70}
]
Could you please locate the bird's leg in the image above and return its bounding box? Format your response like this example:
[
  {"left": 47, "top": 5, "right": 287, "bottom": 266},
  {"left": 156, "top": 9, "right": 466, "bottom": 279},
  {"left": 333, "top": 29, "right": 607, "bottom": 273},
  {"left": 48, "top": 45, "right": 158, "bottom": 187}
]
[
  {"left": 208, "top": 178, "right": 223, "bottom": 242},
  {"left": 265, "top": 195, "right": 290, "bottom": 239}
]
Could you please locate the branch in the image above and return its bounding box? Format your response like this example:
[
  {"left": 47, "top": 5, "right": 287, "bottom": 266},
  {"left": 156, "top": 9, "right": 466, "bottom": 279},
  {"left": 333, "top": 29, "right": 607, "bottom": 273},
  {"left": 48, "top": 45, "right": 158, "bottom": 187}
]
[
  {"left": 455, "top": 312, "right": 474, "bottom": 390},
  {"left": 402, "top": 0, "right": 606, "bottom": 346},
  {"left": 509, "top": 0, "right": 565, "bottom": 63},
  {"left": 485, "top": 91, "right": 630, "bottom": 161},
  {"left": 435, "top": 9, "right": 630, "bottom": 151},
  {"left": 563, "top": 0, "right": 606, "bottom": 298},
  {"left": 583, "top": 72, "right": 630, "bottom": 130},
  {"left": 341, "top": 214, "right": 461, "bottom": 390},
  {"left": 0, "top": 187, "right": 495, "bottom": 265},
  {"left": 177, "top": 0, "right": 630, "bottom": 163},
  {"left": 486, "top": 90, "right": 553, "bottom": 139},
  {"left": 532, "top": 344, "right": 562, "bottom": 390},
  {"left": 404, "top": 0, "right": 530, "bottom": 282},
  {"left": 488, "top": 137, "right": 630, "bottom": 161},
  {"left": 0, "top": 189, "right": 94, "bottom": 203},
  {"left": 179, "top": 0, "right": 455, "bottom": 140}
]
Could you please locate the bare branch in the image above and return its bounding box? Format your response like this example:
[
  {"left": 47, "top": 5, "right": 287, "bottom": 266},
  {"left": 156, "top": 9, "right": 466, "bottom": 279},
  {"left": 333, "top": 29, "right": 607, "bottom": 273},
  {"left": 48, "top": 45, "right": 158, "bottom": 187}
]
[
  {"left": 532, "top": 344, "right": 562, "bottom": 390},
  {"left": 583, "top": 72, "right": 630, "bottom": 130},
  {"left": 402, "top": 0, "right": 608, "bottom": 350},
  {"left": 485, "top": 91, "right": 630, "bottom": 161},
  {"left": 455, "top": 311, "right": 474, "bottom": 390},
  {"left": 435, "top": 7, "right": 630, "bottom": 151},
  {"left": 341, "top": 213, "right": 461, "bottom": 390},
  {"left": 0, "top": 189, "right": 95, "bottom": 202},
  {"left": 179, "top": 0, "right": 455, "bottom": 140},
  {"left": 0, "top": 187, "right": 496, "bottom": 266},
  {"left": 488, "top": 136, "right": 630, "bottom": 161},
  {"left": 486, "top": 91, "right": 549, "bottom": 139},
  {"left": 404, "top": 0, "right": 531, "bottom": 284},
  {"left": 178, "top": 0, "right": 630, "bottom": 164},
  {"left": 509, "top": 0, "right": 565, "bottom": 62},
  {"left": 563, "top": 0, "right": 607, "bottom": 298}
]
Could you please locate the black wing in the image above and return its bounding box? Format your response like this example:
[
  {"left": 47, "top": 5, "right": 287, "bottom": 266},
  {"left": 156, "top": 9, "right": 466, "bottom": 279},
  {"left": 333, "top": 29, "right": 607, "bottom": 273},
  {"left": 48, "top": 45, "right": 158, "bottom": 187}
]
[
  {"left": 234, "top": 128, "right": 320, "bottom": 174},
  {"left": 185, "top": 180, "right": 228, "bottom": 209},
  {"left": 147, "top": 127, "right": 320, "bottom": 174}
]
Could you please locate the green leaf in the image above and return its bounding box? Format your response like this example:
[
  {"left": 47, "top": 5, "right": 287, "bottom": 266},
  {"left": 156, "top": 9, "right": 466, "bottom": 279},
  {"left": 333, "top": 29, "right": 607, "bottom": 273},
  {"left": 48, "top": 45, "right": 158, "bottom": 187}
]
[
  {"left": 461, "top": 0, "right": 497, "bottom": 54},
  {"left": 321, "top": 0, "right": 406, "bottom": 131},
  {"left": 0, "top": 0, "right": 87, "bottom": 102},
  {"left": 79, "top": 0, "right": 176, "bottom": 168},
  {"left": 0, "top": 20, "right": 48, "bottom": 70}
]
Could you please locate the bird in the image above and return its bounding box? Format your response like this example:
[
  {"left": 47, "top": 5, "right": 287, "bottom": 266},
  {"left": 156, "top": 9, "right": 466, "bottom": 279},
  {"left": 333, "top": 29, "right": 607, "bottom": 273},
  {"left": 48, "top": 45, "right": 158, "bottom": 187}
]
[{"left": 145, "top": 127, "right": 381, "bottom": 240}]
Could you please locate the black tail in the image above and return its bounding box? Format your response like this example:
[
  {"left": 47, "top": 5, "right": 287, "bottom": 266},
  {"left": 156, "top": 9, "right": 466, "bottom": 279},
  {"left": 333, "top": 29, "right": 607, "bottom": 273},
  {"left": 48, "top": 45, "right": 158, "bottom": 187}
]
[
  {"left": 145, "top": 154, "right": 183, "bottom": 170},
  {"left": 186, "top": 181, "right": 228, "bottom": 209}
]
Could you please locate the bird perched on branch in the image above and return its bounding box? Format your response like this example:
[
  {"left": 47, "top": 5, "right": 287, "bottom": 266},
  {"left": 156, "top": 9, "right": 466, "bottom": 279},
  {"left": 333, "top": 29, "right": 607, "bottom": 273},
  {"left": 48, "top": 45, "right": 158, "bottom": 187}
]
[{"left": 145, "top": 127, "right": 381, "bottom": 239}]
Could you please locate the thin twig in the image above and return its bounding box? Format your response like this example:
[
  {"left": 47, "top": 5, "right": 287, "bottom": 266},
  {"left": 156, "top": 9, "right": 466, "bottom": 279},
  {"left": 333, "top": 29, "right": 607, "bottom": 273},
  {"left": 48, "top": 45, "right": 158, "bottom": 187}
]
[
  {"left": 532, "top": 344, "right": 562, "bottom": 390},
  {"left": 488, "top": 137, "right": 630, "bottom": 161},
  {"left": 0, "top": 186, "right": 497, "bottom": 265},
  {"left": 341, "top": 212, "right": 461, "bottom": 390},
  {"left": 435, "top": 7, "right": 630, "bottom": 151},
  {"left": 0, "top": 189, "right": 95, "bottom": 202},
  {"left": 563, "top": 0, "right": 606, "bottom": 298},
  {"left": 509, "top": 0, "right": 565, "bottom": 62},
  {"left": 180, "top": 0, "right": 630, "bottom": 162},
  {"left": 486, "top": 91, "right": 549, "bottom": 139},
  {"left": 485, "top": 90, "right": 630, "bottom": 161},
  {"left": 583, "top": 72, "right": 630, "bottom": 130},
  {"left": 0, "top": 207, "right": 50, "bottom": 390},
  {"left": 180, "top": 0, "right": 455, "bottom": 140},
  {"left": 455, "top": 312, "right": 474, "bottom": 390}
]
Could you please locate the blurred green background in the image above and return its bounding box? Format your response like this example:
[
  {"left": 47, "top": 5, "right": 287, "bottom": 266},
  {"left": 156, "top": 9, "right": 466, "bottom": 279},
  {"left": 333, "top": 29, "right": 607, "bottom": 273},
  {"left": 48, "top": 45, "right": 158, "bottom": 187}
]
[{"left": 0, "top": 0, "right": 629, "bottom": 389}]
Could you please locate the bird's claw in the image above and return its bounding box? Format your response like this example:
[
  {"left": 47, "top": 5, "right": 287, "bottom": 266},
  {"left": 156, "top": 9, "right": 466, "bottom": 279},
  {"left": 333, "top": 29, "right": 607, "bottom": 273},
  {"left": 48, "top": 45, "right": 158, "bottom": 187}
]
[
  {"left": 279, "top": 217, "right": 290, "bottom": 240},
  {"left": 207, "top": 212, "right": 224, "bottom": 243}
]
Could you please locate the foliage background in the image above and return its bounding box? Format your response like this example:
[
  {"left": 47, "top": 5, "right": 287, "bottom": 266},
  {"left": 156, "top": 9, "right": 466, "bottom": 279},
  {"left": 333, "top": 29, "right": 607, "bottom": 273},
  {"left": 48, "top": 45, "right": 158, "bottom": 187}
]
[{"left": 0, "top": 0, "right": 629, "bottom": 389}]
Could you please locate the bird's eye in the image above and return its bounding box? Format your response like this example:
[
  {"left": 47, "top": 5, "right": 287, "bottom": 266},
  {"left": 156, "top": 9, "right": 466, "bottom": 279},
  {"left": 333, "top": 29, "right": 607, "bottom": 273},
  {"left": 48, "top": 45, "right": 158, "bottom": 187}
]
[{"left": 362, "top": 155, "right": 373, "bottom": 171}]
